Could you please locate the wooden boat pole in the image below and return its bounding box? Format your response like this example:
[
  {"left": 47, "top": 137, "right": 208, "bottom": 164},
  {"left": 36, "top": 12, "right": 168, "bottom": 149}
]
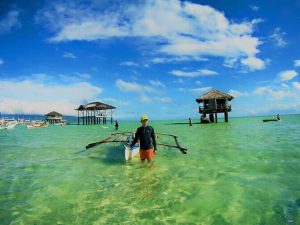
[
  {"left": 156, "top": 133, "right": 187, "bottom": 154},
  {"left": 156, "top": 133, "right": 177, "bottom": 138},
  {"left": 157, "top": 143, "right": 187, "bottom": 154},
  {"left": 85, "top": 132, "right": 187, "bottom": 154},
  {"left": 86, "top": 132, "right": 133, "bottom": 149},
  {"left": 86, "top": 134, "right": 117, "bottom": 149}
]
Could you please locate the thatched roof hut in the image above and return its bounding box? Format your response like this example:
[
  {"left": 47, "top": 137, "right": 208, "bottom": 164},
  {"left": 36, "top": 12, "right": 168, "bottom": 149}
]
[
  {"left": 45, "top": 111, "right": 62, "bottom": 117},
  {"left": 196, "top": 89, "right": 234, "bottom": 103},
  {"left": 195, "top": 89, "right": 234, "bottom": 123},
  {"left": 75, "top": 102, "right": 116, "bottom": 111},
  {"left": 45, "top": 111, "right": 63, "bottom": 124},
  {"left": 75, "top": 102, "right": 116, "bottom": 125}
]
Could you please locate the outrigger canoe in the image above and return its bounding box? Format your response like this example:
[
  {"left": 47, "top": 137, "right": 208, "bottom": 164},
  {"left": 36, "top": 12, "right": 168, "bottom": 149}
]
[
  {"left": 124, "top": 133, "right": 139, "bottom": 160},
  {"left": 85, "top": 131, "right": 187, "bottom": 161},
  {"left": 263, "top": 119, "right": 280, "bottom": 122}
]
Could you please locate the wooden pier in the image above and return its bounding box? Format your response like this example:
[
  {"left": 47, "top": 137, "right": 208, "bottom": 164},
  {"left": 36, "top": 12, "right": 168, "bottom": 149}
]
[{"left": 75, "top": 102, "right": 116, "bottom": 125}]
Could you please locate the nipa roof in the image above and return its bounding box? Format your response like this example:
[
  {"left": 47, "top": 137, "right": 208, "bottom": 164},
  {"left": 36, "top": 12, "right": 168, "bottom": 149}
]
[
  {"left": 75, "top": 102, "right": 116, "bottom": 110},
  {"left": 196, "top": 89, "right": 234, "bottom": 103},
  {"left": 45, "top": 111, "right": 62, "bottom": 117}
]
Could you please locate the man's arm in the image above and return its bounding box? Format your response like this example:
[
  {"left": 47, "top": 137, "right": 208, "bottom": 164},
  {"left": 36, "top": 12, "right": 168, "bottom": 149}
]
[{"left": 130, "top": 129, "right": 139, "bottom": 149}]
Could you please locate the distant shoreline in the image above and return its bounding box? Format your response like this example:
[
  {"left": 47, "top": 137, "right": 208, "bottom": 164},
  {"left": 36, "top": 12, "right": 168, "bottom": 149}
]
[{"left": 1, "top": 113, "right": 299, "bottom": 123}]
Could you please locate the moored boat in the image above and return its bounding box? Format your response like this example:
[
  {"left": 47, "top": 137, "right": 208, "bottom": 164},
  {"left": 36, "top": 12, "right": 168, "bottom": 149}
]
[
  {"left": 0, "top": 118, "right": 18, "bottom": 130},
  {"left": 263, "top": 119, "right": 280, "bottom": 122},
  {"left": 26, "top": 123, "right": 48, "bottom": 128}
]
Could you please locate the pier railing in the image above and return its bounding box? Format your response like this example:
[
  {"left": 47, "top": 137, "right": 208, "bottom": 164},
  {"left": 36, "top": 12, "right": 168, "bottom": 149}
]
[{"left": 199, "top": 105, "right": 231, "bottom": 113}]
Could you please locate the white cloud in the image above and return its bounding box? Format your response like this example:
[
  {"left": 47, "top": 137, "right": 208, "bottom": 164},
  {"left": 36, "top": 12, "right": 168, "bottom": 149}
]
[
  {"left": 281, "top": 83, "right": 289, "bottom": 89},
  {"left": 170, "top": 69, "right": 218, "bottom": 77},
  {"left": 100, "top": 98, "right": 129, "bottom": 106},
  {"left": 173, "top": 78, "right": 185, "bottom": 84},
  {"left": 253, "top": 86, "right": 294, "bottom": 100},
  {"left": 0, "top": 10, "right": 21, "bottom": 33},
  {"left": 59, "top": 72, "right": 91, "bottom": 82},
  {"left": 140, "top": 94, "right": 151, "bottom": 103},
  {"left": 75, "top": 72, "right": 91, "bottom": 79},
  {"left": 278, "top": 70, "right": 298, "bottom": 81},
  {"left": 294, "top": 59, "right": 300, "bottom": 67},
  {"left": 120, "top": 61, "right": 139, "bottom": 67},
  {"left": 223, "top": 58, "right": 238, "bottom": 68},
  {"left": 115, "top": 79, "right": 153, "bottom": 93},
  {"left": 243, "top": 101, "right": 300, "bottom": 116},
  {"left": 155, "top": 97, "right": 172, "bottom": 103},
  {"left": 189, "top": 87, "right": 212, "bottom": 94},
  {"left": 151, "top": 56, "right": 207, "bottom": 64},
  {"left": 249, "top": 5, "right": 259, "bottom": 11},
  {"left": 0, "top": 59, "right": 4, "bottom": 65},
  {"left": 267, "top": 89, "right": 294, "bottom": 100},
  {"left": 293, "top": 82, "right": 300, "bottom": 90},
  {"left": 37, "top": 0, "right": 264, "bottom": 70},
  {"left": 241, "top": 56, "right": 265, "bottom": 70},
  {"left": 63, "top": 52, "right": 76, "bottom": 59},
  {"left": 177, "top": 88, "right": 186, "bottom": 92},
  {"left": 228, "top": 89, "right": 248, "bottom": 98},
  {"left": 253, "top": 86, "right": 268, "bottom": 95},
  {"left": 149, "top": 80, "right": 165, "bottom": 88},
  {"left": 0, "top": 76, "right": 102, "bottom": 115},
  {"left": 199, "top": 69, "right": 218, "bottom": 75},
  {"left": 269, "top": 27, "right": 287, "bottom": 47},
  {"left": 195, "top": 81, "right": 202, "bottom": 85}
]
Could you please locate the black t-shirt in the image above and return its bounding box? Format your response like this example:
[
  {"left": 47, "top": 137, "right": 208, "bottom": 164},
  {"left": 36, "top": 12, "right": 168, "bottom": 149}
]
[{"left": 130, "top": 125, "right": 157, "bottom": 150}]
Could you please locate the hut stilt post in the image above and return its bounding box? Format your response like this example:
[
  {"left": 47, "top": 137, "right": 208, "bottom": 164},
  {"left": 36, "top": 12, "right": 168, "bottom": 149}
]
[
  {"left": 224, "top": 111, "right": 228, "bottom": 122},
  {"left": 77, "top": 110, "right": 79, "bottom": 125}
]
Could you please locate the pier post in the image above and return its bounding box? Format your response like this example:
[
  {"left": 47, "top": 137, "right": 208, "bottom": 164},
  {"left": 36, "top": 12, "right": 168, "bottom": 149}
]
[
  {"left": 93, "top": 110, "right": 96, "bottom": 124},
  {"left": 83, "top": 111, "right": 85, "bottom": 125},
  {"left": 77, "top": 111, "right": 79, "bottom": 125},
  {"left": 224, "top": 111, "right": 228, "bottom": 122},
  {"left": 209, "top": 113, "right": 214, "bottom": 123},
  {"left": 215, "top": 113, "right": 218, "bottom": 123}
]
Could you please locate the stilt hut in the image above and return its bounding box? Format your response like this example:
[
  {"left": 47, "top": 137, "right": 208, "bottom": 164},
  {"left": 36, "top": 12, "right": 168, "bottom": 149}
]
[
  {"left": 75, "top": 102, "right": 116, "bottom": 125},
  {"left": 45, "top": 111, "right": 64, "bottom": 124},
  {"left": 196, "top": 89, "right": 233, "bottom": 123}
]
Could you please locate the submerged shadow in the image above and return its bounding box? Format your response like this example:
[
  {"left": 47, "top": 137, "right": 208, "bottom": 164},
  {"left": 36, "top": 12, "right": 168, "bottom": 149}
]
[
  {"left": 87, "top": 145, "right": 125, "bottom": 165},
  {"left": 164, "top": 122, "right": 201, "bottom": 125}
]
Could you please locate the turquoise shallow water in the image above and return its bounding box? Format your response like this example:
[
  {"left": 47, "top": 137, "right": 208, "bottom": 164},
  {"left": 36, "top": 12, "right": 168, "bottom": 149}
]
[{"left": 1, "top": 115, "right": 300, "bottom": 224}]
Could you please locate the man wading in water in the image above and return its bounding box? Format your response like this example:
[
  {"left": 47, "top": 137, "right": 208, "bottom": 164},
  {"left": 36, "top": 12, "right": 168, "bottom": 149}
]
[{"left": 129, "top": 115, "right": 157, "bottom": 162}]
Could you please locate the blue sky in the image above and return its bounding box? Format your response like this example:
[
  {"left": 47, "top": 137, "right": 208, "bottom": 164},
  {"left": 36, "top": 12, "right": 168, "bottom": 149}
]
[{"left": 0, "top": 0, "right": 300, "bottom": 120}]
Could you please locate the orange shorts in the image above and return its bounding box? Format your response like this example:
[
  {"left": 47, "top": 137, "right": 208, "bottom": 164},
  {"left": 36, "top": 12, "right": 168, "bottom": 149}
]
[{"left": 139, "top": 149, "right": 155, "bottom": 160}]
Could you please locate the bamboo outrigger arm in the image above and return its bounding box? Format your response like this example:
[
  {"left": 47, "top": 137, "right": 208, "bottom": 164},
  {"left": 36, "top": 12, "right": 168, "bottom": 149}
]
[
  {"left": 156, "top": 133, "right": 187, "bottom": 154},
  {"left": 157, "top": 143, "right": 187, "bottom": 154},
  {"left": 85, "top": 131, "right": 133, "bottom": 149},
  {"left": 85, "top": 132, "right": 187, "bottom": 154}
]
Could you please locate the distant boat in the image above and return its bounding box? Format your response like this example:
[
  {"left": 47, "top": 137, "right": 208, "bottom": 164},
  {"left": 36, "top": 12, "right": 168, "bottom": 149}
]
[
  {"left": 27, "top": 123, "right": 48, "bottom": 129},
  {"left": 263, "top": 119, "right": 280, "bottom": 122},
  {"left": 0, "top": 118, "right": 18, "bottom": 130}
]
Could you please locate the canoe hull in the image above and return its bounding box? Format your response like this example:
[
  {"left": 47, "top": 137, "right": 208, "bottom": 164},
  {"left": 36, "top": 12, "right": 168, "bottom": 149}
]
[
  {"left": 125, "top": 133, "right": 139, "bottom": 160},
  {"left": 263, "top": 119, "right": 279, "bottom": 122},
  {"left": 125, "top": 145, "right": 139, "bottom": 161}
]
